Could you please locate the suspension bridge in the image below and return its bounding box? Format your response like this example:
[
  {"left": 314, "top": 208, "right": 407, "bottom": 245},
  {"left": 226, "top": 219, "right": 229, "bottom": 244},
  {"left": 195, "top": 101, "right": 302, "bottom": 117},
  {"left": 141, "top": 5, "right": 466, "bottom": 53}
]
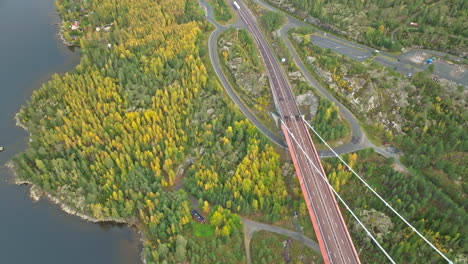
[{"left": 232, "top": 1, "right": 454, "bottom": 263}]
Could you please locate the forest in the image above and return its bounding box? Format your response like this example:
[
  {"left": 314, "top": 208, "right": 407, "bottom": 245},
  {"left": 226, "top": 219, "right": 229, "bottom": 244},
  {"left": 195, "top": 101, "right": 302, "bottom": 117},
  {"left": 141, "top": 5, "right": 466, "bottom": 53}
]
[
  {"left": 12, "top": 0, "right": 293, "bottom": 262},
  {"left": 311, "top": 99, "right": 348, "bottom": 143},
  {"left": 261, "top": 11, "right": 285, "bottom": 32},
  {"left": 323, "top": 149, "right": 466, "bottom": 263},
  {"left": 267, "top": 0, "right": 467, "bottom": 55},
  {"left": 208, "top": 0, "right": 233, "bottom": 23},
  {"left": 13, "top": 0, "right": 466, "bottom": 262},
  {"left": 395, "top": 71, "right": 467, "bottom": 204},
  {"left": 284, "top": 12, "right": 467, "bottom": 263}
]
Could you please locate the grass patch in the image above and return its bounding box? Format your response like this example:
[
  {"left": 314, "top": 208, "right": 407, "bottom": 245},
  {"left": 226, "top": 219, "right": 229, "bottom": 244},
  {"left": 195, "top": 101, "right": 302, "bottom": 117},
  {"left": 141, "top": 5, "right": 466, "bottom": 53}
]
[
  {"left": 296, "top": 216, "right": 317, "bottom": 240},
  {"left": 192, "top": 221, "right": 215, "bottom": 237},
  {"left": 359, "top": 122, "right": 389, "bottom": 146}
]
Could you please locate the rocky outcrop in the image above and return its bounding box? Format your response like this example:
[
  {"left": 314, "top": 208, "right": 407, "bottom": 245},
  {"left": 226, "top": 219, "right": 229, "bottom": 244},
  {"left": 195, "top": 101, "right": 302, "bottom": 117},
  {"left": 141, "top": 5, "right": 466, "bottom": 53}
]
[
  {"left": 304, "top": 16, "right": 348, "bottom": 36},
  {"left": 356, "top": 209, "right": 394, "bottom": 241},
  {"left": 314, "top": 63, "right": 411, "bottom": 133},
  {"left": 220, "top": 38, "right": 268, "bottom": 98},
  {"left": 291, "top": 33, "right": 303, "bottom": 43},
  {"left": 288, "top": 71, "right": 306, "bottom": 82},
  {"left": 306, "top": 56, "right": 316, "bottom": 64},
  {"left": 296, "top": 91, "right": 319, "bottom": 119}
]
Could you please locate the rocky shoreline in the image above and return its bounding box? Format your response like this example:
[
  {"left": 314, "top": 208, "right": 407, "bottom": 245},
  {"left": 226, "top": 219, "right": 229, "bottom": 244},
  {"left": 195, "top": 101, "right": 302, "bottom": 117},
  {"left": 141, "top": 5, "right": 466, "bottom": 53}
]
[
  {"left": 7, "top": 13, "right": 146, "bottom": 263},
  {"left": 10, "top": 41, "right": 129, "bottom": 225},
  {"left": 14, "top": 112, "right": 28, "bottom": 132},
  {"left": 57, "top": 23, "right": 74, "bottom": 47},
  {"left": 7, "top": 161, "right": 124, "bottom": 223},
  {"left": 7, "top": 159, "right": 147, "bottom": 263}
]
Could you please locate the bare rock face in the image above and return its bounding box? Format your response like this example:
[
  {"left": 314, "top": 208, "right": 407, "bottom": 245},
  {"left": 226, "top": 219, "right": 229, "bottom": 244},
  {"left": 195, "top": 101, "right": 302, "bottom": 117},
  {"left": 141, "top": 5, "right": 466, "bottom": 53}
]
[
  {"left": 296, "top": 90, "right": 319, "bottom": 119},
  {"left": 272, "top": 30, "right": 279, "bottom": 39},
  {"left": 286, "top": 7, "right": 296, "bottom": 13},
  {"left": 314, "top": 61, "right": 415, "bottom": 133},
  {"left": 227, "top": 55, "right": 266, "bottom": 96},
  {"left": 306, "top": 56, "right": 316, "bottom": 64},
  {"left": 232, "top": 57, "right": 243, "bottom": 64},
  {"left": 292, "top": 33, "right": 303, "bottom": 43},
  {"left": 304, "top": 15, "right": 348, "bottom": 36},
  {"left": 221, "top": 36, "right": 268, "bottom": 100},
  {"left": 228, "top": 57, "right": 241, "bottom": 71},
  {"left": 288, "top": 71, "right": 306, "bottom": 82},
  {"left": 356, "top": 209, "right": 394, "bottom": 241},
  {"left": 317, "top": 68, "right": 333, "bottom": 83},
  {"left": 304, "top": 16, "right": 319, "bottom": 26}
]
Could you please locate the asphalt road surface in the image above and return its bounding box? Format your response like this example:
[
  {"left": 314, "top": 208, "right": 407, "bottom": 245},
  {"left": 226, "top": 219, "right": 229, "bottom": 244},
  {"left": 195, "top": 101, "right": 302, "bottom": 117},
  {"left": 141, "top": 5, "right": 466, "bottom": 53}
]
[
  {"left": 242, "top": 218, "right": 320, "bottom": 264},
  {"left": 373, "top": 56, "right": 414, "bottom": 75},
  {"left": 234, "top": 1, "right": 360, "bottom": 263},
  {"left": 309, "top": 27, "right": 467, "bottom": 87},
  {"left": 252, "top": 0, "right": 412, "bottom": 169},
  {"left": 311, "top": 35, "right": 370, "bottom": 61},
  {"left": 252, "top": 0, "right": 467, "bottom": 87},
  {"left": 199, "top": 0, "right": 287, "bottom": 148}
]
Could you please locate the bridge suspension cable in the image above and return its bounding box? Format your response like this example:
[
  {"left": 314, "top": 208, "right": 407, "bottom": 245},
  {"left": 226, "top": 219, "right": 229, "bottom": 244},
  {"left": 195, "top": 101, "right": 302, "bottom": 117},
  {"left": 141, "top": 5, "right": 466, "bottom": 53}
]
[
  {"left": 301, "top": 117, "right": 453, "bottom": 264},
  {"left": 281, "top": 120, "right": 396, "bottom": 264}
]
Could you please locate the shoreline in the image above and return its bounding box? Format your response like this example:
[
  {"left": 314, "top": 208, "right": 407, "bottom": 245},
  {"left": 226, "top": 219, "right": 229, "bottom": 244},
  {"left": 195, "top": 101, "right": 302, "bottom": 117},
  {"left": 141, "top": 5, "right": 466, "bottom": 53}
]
[
  {"left": 57, "top": 24, "right": 75, "bottom": 47},
  {"left": 8, "top": 8, "right": 146, "bottom": 264},
  {"left": 6, "top": 161, "right": 126, "bottom": 224},
  {"left": 14, "top": 112, "right": 28, "bottom": 133},
  {"left": 7, "top": 157, "right": 148, "bottom": 263}
]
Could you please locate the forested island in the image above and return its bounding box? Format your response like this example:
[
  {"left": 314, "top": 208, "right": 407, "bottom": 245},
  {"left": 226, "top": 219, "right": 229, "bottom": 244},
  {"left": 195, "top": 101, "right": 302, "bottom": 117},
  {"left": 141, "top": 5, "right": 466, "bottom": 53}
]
[{"left": 9, "top": 0, "right": 466, "bottom": 263}]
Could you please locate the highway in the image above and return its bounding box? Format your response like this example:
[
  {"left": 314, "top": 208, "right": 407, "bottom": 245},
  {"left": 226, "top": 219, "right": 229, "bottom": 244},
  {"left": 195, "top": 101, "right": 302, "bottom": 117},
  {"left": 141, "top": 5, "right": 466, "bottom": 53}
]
[
  {"left": 252, "top": 0, "right": 467, "bottom": 87},
  {"left": 233, "top": 1, "right": 360, "bottom": 263},
  {"left": 252, "top": 0, "right": 410, "bottom": 170},
  {"left": 201, "top": 0, "right": 388, "bottom": 159},
  {"left": 309, "top": 34, "right": 468, "bottom": 87},
  {"left": 199, "top": 0, "right": 288, "bottom": 149}
]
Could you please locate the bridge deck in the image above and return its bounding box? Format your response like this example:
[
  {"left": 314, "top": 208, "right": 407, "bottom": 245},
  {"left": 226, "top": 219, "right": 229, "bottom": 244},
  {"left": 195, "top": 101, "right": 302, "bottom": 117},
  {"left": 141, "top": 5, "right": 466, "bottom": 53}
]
[
  {"left": 234, "top": 1, "right": 360, "bottom": 262},
  {"left": 282, "top": 119, "right": 360, "bottom": 264}
]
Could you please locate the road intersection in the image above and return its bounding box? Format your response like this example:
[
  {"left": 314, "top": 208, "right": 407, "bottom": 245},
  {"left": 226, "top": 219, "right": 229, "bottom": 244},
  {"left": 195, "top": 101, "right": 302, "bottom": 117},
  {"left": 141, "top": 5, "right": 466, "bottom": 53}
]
[{"left": 253, "top": 0, "right": 467, "bottom": 87}]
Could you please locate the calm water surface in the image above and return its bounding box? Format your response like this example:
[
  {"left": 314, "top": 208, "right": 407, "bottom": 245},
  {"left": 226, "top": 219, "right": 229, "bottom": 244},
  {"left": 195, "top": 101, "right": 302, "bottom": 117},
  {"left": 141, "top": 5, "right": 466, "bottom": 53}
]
[{"left": 0, "top": 0, "right": 141, "bottom": 263}]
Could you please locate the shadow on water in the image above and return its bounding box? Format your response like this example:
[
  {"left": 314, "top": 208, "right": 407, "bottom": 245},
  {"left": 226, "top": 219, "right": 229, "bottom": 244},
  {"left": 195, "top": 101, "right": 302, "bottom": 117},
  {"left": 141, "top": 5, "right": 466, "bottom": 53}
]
[{"left": 0, "top": 0, "right": 142, "bottom": 263}]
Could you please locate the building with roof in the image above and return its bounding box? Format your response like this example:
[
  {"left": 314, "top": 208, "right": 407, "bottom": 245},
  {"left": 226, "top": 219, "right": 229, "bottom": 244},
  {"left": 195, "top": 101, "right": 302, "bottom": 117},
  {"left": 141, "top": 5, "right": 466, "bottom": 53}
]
[{"left": 71, "top": 21, "right": 80, "bottom": 30}]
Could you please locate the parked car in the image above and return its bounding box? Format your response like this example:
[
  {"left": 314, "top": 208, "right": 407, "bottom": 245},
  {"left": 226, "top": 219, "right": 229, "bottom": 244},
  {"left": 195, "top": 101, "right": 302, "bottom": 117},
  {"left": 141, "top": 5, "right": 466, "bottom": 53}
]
[{"left": 191, "top": 210, "right": 206, "bottom": 224}]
